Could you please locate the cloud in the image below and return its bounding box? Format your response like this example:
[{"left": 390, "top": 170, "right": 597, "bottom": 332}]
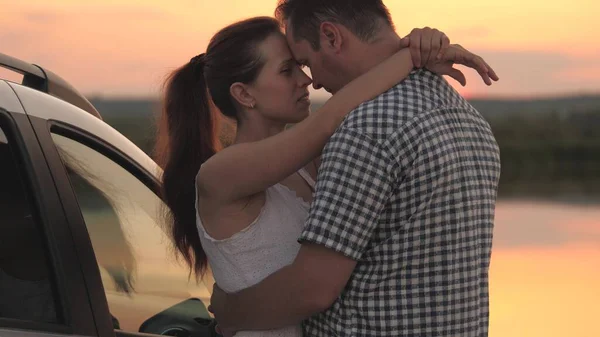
[{"left": 22, "top": 11, "right": 59, "bottom": 24}]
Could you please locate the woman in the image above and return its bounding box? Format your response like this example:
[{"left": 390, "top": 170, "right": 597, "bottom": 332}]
[{"left": 155, "top": 16, "right": 491, "bottom": 336}]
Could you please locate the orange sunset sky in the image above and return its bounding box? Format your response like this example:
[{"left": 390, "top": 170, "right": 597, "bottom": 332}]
[
  {"left": 1, "top": 2, "right": 600, "bottom": 337},
  {"left": 1, "top": 0, "right": 599, "bottom": 100}
]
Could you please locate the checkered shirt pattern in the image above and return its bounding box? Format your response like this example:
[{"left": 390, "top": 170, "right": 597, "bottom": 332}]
[{"left": 300, "top": 69, "right": 501, "bottom": 337}]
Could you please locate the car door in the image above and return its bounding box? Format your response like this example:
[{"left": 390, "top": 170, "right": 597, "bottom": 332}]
[
  {"left": 0, "top": 83, "right": 99, "bottom": 337},
  {"left": 27, "top": 111, "right": 219, "bottom": 337}
]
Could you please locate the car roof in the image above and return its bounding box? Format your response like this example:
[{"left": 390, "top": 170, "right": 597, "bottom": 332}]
[
  {"left": 1, "top": 79, "right": 161, "bottom": 179},
  {"left": 0, "top": 52, "right": 161, "bottom": 179},
  {"left": 0, "top": 52, "right": 101, "bottom": 119}
]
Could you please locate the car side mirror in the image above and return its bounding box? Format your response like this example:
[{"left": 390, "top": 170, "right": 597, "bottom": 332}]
[{"left": 139, "top": 298, "right": 220, "bottom": 337}]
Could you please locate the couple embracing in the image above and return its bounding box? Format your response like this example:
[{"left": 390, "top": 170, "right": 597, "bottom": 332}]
[{"left": 156, "top": 1, "right": 501, "bottom": 336}]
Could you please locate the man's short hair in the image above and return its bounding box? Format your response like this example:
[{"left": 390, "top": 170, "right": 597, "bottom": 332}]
[{"left": 275, "top": 0, "right": 394, "bottom": 50}]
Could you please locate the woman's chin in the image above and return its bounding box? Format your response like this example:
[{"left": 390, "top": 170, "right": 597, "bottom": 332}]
[{"left": 299, "top": 107, "right": 311, "bottom": 118}]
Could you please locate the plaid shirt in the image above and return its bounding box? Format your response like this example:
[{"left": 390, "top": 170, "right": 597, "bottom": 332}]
[{"left": 300, "top": 69, "right": 501, "bottom": 337}]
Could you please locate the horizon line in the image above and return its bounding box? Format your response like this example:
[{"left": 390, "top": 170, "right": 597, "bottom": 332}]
[{"left": 86, "top": 91, "right": 600, "bottom": 102}]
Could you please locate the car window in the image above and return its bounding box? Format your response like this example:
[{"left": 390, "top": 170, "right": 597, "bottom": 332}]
[
  {"left": 50, "top": 132, "right": 213, "bottom": 333},
  {"left": 0, "top": 123, "right": 62, "bottom": 325}
]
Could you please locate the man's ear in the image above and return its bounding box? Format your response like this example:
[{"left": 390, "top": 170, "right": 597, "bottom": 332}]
[
  {"left": 319, "top": 22, "right": 343, "bottom": 53},
  {"left": 230, "top": 82, "right": 256, "bottom": 109}
]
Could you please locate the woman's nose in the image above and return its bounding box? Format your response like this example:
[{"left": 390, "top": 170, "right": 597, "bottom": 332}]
[{"left": 299, "top": 71, "right": 312, "bottom": 88}]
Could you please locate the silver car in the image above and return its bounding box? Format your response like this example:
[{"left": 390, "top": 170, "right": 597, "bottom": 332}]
[{"left": 0, "top": 53, "right": 219, "bottom": 337}]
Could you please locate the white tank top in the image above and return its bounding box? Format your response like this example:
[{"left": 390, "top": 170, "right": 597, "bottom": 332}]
[{"left": 196, "top": 169, "right": 315, "bottom": 337}]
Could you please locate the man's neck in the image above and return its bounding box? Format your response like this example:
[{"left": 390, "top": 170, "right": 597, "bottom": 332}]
[{"left": 351, "top": 31, "right": 403, "bottom": 78}]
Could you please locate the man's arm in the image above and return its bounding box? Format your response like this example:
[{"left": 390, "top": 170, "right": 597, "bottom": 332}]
[
  {"left": 211, "top": 243, "right": 356, "bottom": 331},
  {"left": 211, "top": 127, "right": 395, "bottom": 332}
]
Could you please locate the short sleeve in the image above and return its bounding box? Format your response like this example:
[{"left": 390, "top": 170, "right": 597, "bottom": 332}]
[{"left": 299, "top": 128, "right": 394, "bottom": 260}]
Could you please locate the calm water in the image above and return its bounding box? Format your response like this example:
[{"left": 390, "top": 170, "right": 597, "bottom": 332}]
[
  {"left": 90, "top": 199, "right": 600, "bottom": 336},
  {"left": 489, "top": 200, "right": 600, "bottom": 337}
]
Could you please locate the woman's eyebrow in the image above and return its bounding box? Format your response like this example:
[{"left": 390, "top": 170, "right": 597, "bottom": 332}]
[{"left": 279, "top": 58, "right": 295, "bottom": 67}]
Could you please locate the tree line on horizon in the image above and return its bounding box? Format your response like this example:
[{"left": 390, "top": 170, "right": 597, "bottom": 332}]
[{"left": 92, "top": 96, "right": 600, "bottom": 201}]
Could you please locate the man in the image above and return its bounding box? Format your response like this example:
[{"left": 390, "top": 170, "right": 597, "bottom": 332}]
[{"left": 210, "top": 0, "right": 501, "bottom": 336}]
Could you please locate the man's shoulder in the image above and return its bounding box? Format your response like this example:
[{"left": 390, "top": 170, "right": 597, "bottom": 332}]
[{"left": 341, "top": 69, "right": 465, "bottom": 136}]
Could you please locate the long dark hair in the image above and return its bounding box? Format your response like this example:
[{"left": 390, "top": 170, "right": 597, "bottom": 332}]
[{"left": 154, "top": 16, "right": 281, "bottom": 278}]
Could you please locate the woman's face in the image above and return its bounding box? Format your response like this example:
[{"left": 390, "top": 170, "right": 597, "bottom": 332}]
[{"left": 247, "top": 33, "right": 313, "bottom": 124}]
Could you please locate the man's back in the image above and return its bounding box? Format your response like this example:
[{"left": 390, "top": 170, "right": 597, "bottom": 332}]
[{"left": 300, "top": 69, "right": 501, "bottom": 336}]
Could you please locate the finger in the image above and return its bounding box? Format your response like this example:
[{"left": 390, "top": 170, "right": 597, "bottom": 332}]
[
  {"left": 215, "top": 325, "right": 222, "bottom": 334},
  {"left": 441, "top": 46, "right": 460, "bottom": 63},
  {"left": 481, "top": 71, "right": 492, "bottom": 85},
  {"left": 399, "top": 36, "right": 410, "bottom": 49},
  {"left": 447, "top": 68, "right": 467, "bottom": 86},
  {"left": 471, "top": 62, "right": 491, "bottom": 85},
  {"left": 428, "top": 29, "right": 442, "bottom": 65},
  {"left": 472, "top": 55, "right": 489, "bottom": 75},
  {"left": 409, "top": 29, "right": 422, "bottom": 67},
  {"left": 454, "top": 52, "right": 490, "bottom": 85},
  {"left": 470, "top": 56, "right": 492, "bottom": 85},
  {"left": 473, "top": 64, "right": 492, "bottom": 85},
  {"left": 485, "top": 60, "right": 499, "bottom": 81},
  {"left": 419, "top": 27, "right": 433, "bottom": 67},
  {"left": 438, "top": 33, "right": 450, "bottom": 60}
]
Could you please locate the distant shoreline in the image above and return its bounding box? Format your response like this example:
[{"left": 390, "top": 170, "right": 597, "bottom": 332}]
[{"left": 93, "top": 94, "right": 600, "bottom": 201}]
